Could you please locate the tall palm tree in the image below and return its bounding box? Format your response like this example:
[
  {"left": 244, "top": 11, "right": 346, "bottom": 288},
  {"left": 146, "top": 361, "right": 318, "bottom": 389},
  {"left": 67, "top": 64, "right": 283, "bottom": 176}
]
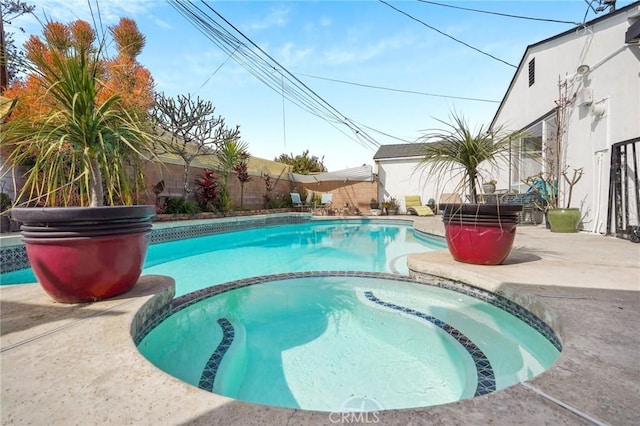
[{"left": 417, "top": 112, "right": 514, "bottom": 204}]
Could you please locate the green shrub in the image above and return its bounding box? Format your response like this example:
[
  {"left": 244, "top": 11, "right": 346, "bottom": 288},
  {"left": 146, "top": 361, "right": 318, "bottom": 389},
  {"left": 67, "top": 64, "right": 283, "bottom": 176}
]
[
  {"left": 164, "top": 198, "right": 201, "bottom": 214},
  {"left": 0, "top": 193, "right": 12, "bottom": 212}
]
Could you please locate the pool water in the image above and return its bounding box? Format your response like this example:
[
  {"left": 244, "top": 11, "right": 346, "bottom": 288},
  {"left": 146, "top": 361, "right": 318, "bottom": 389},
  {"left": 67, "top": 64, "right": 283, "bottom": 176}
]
[
  {"left": 138, "top": 275, "right": 560, "bottom": 412},
  {"left": 1, "top": 220, "right": 444, "bottom": 291},
  {"left": 144, "top": 221, "right": 443, "bottom": 296}
]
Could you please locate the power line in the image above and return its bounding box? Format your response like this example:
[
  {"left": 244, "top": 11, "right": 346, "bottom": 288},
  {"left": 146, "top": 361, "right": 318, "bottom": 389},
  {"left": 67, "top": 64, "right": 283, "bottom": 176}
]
[
  {"left": 296, "top": 72, "right": 500, "bottom": 103},
  {"left": 169, "top": 0, "right": 382, "bottom": 151},
  {"left": 195, "top": 46, "right": 238, "bottom": 93},
  {"left": 416, "top": 0, "right": 582, "bottom": 25},
  {"left": 378, "top": 0, "right": 517, "bottom": 68}
]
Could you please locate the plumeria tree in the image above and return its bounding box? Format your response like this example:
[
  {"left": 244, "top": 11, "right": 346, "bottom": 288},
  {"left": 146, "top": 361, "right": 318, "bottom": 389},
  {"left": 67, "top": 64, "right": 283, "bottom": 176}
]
[{"left": 151, "top": 92, "right": 240, "bottom": 199}]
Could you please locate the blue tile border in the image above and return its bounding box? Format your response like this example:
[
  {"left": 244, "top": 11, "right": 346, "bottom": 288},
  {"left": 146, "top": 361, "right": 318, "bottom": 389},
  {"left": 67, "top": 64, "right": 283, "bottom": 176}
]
[
  {"left": 0, "top": 214, "right": 311, "bottom": 273},
  {"left": 148, "top": 214, "right": 310, "bottom": 245},
  {"left": 198, "top": 318, "right": 235, "bottom": 392},
  {"left": 0, "top": 245, "right": 29, "bottom": 274},
  {"left": 364, "top": 291, "right": 495, "bottom": 396}
]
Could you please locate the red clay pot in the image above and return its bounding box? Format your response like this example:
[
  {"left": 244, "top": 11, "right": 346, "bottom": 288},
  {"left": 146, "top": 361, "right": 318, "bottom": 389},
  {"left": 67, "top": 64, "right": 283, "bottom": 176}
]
[
  {"left": 11, "top": 206, "right": 155, "bottom": 304},
  {"left": 444, "top": 221, "right": 517, "bottom": 265},
  {"left": 23, "top": 233, "right": 150, "bottom": 303},
  {"left": 441, "top": 203, "right": 522, "bottom": 265}
]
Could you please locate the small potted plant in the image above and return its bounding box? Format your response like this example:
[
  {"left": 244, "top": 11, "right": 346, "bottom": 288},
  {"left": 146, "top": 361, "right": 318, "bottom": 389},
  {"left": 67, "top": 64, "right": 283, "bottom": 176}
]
[
  {"left": 547, "top": 167, "right": 584, "bottom": 232},
  {"left": 386, "top": 197, "right": 399, "bottom": 215},
  {"left": 370, "top": 197, "right": 379, "bottom": 210},
  {"left": 482, "top": 179, "right": 497, "bottom": 194}
]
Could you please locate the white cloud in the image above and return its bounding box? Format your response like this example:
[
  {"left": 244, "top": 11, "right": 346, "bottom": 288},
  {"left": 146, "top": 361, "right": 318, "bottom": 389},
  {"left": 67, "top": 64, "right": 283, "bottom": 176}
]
[
  {"left": 20, "top": 0, "right": 157, "bottom": 25},
  {"left": 152, "top": 17, "right": 173, "bottom": 30},
  {"left": 323, "top": 32, "right": 417, "bottom": 65},
  {"left": 248, "top": 6, "right": 290, "bottom": 31},
  {"left": 277, "top": 43, "right": 314, "bottom": 67}
]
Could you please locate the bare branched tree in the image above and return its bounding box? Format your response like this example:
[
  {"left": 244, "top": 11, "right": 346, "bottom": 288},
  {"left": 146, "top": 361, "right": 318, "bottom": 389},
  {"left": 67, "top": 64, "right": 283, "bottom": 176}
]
[
  {"left": 151, "top": 92, "right": 240, "bottom": 199},
  {"left": 1, "top": 0, "right": 36, "bottom": 89}
]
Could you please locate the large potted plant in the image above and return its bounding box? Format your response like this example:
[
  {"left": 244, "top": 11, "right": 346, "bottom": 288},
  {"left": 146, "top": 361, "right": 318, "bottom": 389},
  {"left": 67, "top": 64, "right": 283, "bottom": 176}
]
[
  {"left": 543, "top": 77, "right": 585, "bottom": 233},
  {"left": 1, "top": 18, "right": 158, "bottom": 303},
  {"left": 418, "top": 112, "right": 522, "bottom": 265}
]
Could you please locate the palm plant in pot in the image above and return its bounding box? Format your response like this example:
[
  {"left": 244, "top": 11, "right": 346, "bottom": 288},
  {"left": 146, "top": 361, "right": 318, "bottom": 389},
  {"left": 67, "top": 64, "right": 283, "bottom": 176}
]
[
  {"left": 1, "top": 18, "right": 158, "bottom": 303},
  {"left": 418, "top": 112, "right": 522, "bottom": 265}
]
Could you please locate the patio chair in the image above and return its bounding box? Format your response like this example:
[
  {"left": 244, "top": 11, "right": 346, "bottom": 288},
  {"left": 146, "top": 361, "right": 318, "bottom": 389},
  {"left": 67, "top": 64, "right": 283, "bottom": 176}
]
[
  {"left": 317, "top": 193, "right": 332, "bottom": 215},
  {"left": 290, "top": 193, "right": 304, "bottom": 211},
  {"left": 320, "top": 193, "right": 333, "bottom": 207},
  {"left": 404, "top": 195, "right": 434, "bottom": 216}
]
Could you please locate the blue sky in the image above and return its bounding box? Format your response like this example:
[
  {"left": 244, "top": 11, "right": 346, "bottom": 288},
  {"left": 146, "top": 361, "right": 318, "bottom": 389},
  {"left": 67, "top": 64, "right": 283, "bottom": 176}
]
[{"left": 7, "top": 0, "right": 633, "bottom": 171}]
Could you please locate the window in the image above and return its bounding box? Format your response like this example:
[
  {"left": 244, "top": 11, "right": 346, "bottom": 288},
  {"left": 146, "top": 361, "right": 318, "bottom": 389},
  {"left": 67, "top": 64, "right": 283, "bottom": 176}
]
[
  {"left": 511, "top": 122, "right": 543, "bottom": 191},
  {"left": 528, "top": 58, "right": 535, "bottom": 87}
]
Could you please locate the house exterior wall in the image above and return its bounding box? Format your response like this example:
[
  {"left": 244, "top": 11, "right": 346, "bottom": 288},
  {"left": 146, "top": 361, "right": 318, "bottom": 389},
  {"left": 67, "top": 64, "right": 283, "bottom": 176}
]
[
  {"left": 375, "top": 157, "right": 462, "bottom": 213},
  {"left": 492, "top": 6, "right": 640, "bottom": 233}
]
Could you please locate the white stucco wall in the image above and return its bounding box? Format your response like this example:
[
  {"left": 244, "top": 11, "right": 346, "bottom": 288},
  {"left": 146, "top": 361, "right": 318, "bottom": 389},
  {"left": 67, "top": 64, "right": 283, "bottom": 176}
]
[
  {"left": 492, "top": 5, "right": 640, "bottom": 233},
  {"left": 375, "top": 157, "right": 465, "bottom": 213}
]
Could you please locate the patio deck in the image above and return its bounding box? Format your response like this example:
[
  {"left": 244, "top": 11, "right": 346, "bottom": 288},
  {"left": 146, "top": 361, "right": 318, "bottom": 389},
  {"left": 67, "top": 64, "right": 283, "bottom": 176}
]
[{"left": 1, "top": 216, "right": 638, "bottom": 425}]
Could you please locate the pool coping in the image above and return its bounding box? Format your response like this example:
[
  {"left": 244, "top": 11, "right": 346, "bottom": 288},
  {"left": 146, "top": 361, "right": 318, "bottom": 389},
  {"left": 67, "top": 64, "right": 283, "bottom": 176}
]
[{"left": 1, "top": 215, "right": 639, "bottom": 425}]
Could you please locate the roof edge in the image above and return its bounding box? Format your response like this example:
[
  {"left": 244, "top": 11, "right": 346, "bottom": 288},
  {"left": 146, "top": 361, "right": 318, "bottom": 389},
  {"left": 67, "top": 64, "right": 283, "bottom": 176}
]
[{"left": 489, "top": 1, "right": 640, "bottom": 131}]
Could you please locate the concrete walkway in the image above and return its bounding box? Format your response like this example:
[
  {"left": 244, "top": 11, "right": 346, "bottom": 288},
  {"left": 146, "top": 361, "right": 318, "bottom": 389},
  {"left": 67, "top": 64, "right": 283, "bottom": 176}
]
[{"left": 1, "top": 217, "right": 639, "bottom": 425}]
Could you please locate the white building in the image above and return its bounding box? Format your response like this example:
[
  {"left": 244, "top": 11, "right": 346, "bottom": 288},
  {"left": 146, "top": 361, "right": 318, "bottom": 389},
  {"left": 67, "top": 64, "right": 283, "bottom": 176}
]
[
  {"left": 374, "top": 3, "right": 640, "bottom": 234},
  {"left": 491, "top": 2, "right": 640, "bottom": 235},
  {"left": 373, "top": 144, "right": 462, "bottom": 214}
]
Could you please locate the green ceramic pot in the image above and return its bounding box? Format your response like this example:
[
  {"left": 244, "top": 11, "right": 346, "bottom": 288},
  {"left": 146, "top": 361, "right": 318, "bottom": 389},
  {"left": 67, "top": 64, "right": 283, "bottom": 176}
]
[{"left": 547, "top": 208, "right": 581, "bottom": 233}]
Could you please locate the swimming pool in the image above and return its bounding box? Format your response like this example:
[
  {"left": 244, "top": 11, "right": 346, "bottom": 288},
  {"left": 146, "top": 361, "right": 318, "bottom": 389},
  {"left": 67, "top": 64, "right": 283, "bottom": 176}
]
[
  {"left": 141, "top": 220, "right": 444, "bottom": 296},
  {"left": 136, "top": 273, "right": 561, "bottom": 412},
  {"left": 0, "top": 218, "right": 444, "bottom": 292},
  {"left": 2, "top": 217, "right": 561, "bottom": 411}
]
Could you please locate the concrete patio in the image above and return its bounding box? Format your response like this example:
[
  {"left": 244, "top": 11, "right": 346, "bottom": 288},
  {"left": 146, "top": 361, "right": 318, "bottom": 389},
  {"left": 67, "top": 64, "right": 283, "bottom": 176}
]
[{"left": 1, "top": 216, "right": 639, "bottom": 425}]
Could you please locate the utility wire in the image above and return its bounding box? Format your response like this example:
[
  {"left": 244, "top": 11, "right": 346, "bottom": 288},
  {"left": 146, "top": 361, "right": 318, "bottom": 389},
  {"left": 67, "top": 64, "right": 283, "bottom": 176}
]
[
  {"left": 195, "top": 0, "right": 382, "bottom": 150},
  {"left": 416, "top": 0, "right": 582, "bottom": 25},
  {"left": 169, "top": 0, "right": 372, "bottom": 149},
  {"left": 196, "top": 46, "right": 239, "bottom": 93},
  {"left": 296, "top": 72, "right": 500, "bottom": 103},
  {"left": 378, "top": 0, "right": 517, "bottom": 68}
]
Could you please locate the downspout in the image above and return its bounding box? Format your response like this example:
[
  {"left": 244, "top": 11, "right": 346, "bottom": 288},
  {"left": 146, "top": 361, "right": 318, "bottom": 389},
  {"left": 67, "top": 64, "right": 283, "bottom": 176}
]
[
  {"left": 508, "top": 136, "right": 512, "bottom": 191},
  {"left": 592, "top": 97, "right": 610, "bottom": 234}
]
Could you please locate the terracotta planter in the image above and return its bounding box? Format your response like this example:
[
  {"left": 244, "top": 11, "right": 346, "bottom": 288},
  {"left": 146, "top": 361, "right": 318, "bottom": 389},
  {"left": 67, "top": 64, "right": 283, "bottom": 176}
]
[
  {"left": 441, "top": 203, "right": 522, "bottom": 265},
  {"left": 10, "top": 205, "right": 155, "bottom": 303},
  {"left": 547, "top": 208, "right": 581, "bottom": 233}
]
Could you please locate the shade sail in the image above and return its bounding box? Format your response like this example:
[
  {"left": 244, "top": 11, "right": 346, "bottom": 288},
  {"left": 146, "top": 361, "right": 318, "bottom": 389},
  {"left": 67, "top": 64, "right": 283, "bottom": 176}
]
[{"left": 290, "top": 165, "right": 373, "bottom": 183}]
